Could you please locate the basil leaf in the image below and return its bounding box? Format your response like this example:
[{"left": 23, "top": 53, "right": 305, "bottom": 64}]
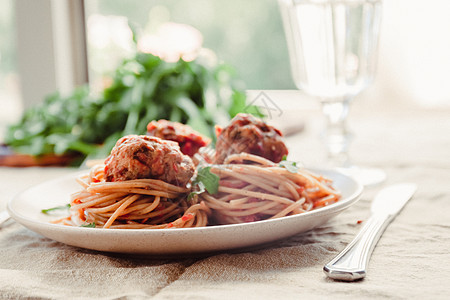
[
  {"left": 41, "top": 204, "right": 70, "bottom": 214},
  {"left": 194, "top": 166, "right": 219, "bottom": 195}
]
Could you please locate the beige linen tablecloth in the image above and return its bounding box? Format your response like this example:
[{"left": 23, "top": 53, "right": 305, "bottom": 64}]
[{"left": 1, "top": 94, "right": 449, "bottom": 299}]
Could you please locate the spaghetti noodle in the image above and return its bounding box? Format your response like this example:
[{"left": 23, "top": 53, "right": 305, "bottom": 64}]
[
  {"left": 55, "top": 164, "right": 210, "bottom": 229},
  {"left": 55, "top": 152, "right": 341, "bottom": 228},
  {"left": 195, "top": 153, "right": 341, "bottom": 225}
]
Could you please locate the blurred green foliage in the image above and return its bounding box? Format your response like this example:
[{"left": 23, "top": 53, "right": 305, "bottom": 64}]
[
  {"left": 5, "top": 48, "right": 261, "bottom": 161},
  {"left": 4, "top": 0, "right": 286, "bottom": 163}
]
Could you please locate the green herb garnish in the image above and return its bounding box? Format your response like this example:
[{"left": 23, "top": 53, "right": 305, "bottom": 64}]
[
  {"left": 192, "top": 166, "right": 220, "bottom": 195},
  {"left": 80, "top": 222, "right": 96, "bottom": 228},
  {"left": 41, "top": 204, "right": 70, "bottom": 214},
  {"left": 279, "top": 156, "right": 299, "bottom": 173},
  {"left": 188, "top": 181, "right": 206, "bottom": 200}
]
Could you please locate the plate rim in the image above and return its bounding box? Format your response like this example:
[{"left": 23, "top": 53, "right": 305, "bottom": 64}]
[
  {"left": 7, "top": 167, "right": 363, "bottom": 254},
  {"left": 7, "top": 167, "right": 362, "bottom": 234}
]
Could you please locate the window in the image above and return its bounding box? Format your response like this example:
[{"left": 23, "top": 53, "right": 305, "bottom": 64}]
[
  {"left": 84, "top": 0, "right": 294, "bottom": 92},
  {"left": 0, "top": 0, "right": 21, "bottom": 137}
]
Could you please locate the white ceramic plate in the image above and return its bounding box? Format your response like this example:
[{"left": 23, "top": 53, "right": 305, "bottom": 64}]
[{"left": 7, "top": 169, "right": 362, "bottom": 255}]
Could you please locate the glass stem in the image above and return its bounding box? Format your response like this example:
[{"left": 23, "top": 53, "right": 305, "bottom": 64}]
[{"left": 320, "top": 98, "right": 353, "bottom": 167}]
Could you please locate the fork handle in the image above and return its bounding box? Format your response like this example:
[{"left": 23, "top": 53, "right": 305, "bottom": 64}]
[{"left": 323, "top": 213, "right": 392, "bottom": 281}]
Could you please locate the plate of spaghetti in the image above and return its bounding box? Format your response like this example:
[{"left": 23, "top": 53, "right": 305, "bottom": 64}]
[{"left": 7, "top": 115, "right": 363, "bottom": 255}]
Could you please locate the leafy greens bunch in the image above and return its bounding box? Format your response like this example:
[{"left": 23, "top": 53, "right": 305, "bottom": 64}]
[{"left": 5, "top": 50, "right": 259, "bottom": 163}]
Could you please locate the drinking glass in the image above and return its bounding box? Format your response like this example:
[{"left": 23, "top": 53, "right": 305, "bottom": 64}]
[{"left": 278, "top": 0, "right": 385, "bottom": 186}]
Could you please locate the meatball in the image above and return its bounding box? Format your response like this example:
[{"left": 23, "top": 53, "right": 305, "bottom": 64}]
[
  {"left": 214, "top": 113, "right": 288, "bottom": 164},
  {"left": 104, "top": 135, "right": 195, "bottom": 187},
  {"left": 147, "top": 120, "right": 211, "bottom": 157}
]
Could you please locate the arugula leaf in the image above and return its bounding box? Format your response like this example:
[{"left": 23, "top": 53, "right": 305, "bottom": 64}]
[
  {"left": 80, "top": 222, "right": 96, "bottom": 228},
  {"left": 193, "top": 166, "right": 220, "bottom": 195},
  {"left": 41, "top": 204, "right": 71, "bottom": 214},
  {"left": 5, "top": 23, "right": 263, "bottom": 163}
]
